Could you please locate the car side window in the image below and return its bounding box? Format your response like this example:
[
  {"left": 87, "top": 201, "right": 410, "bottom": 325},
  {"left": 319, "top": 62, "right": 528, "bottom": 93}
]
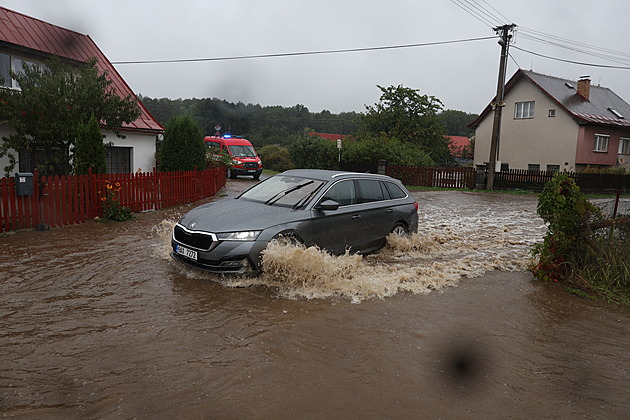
[
  {"left": 356, "top": 179, "right": 384, "bottom": 203},
  {"left": 384, "top": 181, "right": 407, "bottom": 199},
  {"left": 322, "top": 180, "right": 356, "bottom": 206}
]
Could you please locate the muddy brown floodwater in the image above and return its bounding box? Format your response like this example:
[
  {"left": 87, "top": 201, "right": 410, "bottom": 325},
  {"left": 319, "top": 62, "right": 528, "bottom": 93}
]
[{"left": 1, "top": 178, "right": 629, "bottom": 419}]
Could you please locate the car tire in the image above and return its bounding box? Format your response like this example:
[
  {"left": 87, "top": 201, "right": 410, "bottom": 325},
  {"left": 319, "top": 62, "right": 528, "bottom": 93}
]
[
  {"left": 227, "top": 168, "right": 237, "bottom": 179},
  {"left": 390, "top": 222, "right": 409, "bottom": 238},
  {"left": 253, "top": 173, "right": 260, "bottom": 180}
]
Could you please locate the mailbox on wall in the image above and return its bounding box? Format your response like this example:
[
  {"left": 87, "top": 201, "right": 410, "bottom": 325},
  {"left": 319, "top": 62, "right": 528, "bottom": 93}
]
[{"left": 15, "top": 172, "right": 34, "bottom": 196}]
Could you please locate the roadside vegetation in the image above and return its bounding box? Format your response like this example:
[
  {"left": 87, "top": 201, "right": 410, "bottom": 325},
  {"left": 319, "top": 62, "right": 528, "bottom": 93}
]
[{"left": 531, "top": 173, "right": 630, "bottom": 305}]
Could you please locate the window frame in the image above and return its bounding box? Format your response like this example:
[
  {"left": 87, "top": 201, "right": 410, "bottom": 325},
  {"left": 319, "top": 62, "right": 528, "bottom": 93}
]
[
  {"left": 515, "top": 101, "right": 535, "bottom": 119},
  {"left": 594, "top": 134, "right": 610, "bottom": 153},
  {"left": 618, "top": 137, "right": 630, "bottom": 155}
]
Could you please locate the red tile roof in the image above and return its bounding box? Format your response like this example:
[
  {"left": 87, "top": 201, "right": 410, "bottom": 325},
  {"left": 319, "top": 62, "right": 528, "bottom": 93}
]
[
  {"left": 308, "top": 132, "right": 351, "bottom": 141},
  {"left": 0, "top": 7, "right": 163, "bottom": 133},
  {"left": 447, "top": 135, "right": 470, "bottom": 157}
]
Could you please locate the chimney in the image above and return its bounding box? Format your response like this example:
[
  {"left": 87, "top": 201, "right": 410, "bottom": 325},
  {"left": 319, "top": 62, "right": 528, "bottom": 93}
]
[{"left": 577, "top": 76, "right": 591, "bottom": 101}]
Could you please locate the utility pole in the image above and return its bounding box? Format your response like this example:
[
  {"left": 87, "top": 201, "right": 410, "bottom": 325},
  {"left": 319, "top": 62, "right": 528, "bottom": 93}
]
[{"left": 486, "top": 24, "right": 516, "bottom": 190}]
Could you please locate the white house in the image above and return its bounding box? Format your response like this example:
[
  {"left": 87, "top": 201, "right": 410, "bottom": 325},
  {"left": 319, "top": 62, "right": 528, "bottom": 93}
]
[
  {"left": 470, "top": 69, "right": 630, "bottom": 172},
  {"left": 0, "top": 6, "right": 163, "bottom": 175}
]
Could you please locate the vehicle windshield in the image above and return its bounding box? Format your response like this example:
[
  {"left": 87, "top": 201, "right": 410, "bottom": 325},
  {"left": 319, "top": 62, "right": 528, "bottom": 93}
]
[
  {"left": 239, "top": 175, "right": 325, "bottom": 207},
  {"left": 228, "top": 144, "right": 257, "bottom": 158}
]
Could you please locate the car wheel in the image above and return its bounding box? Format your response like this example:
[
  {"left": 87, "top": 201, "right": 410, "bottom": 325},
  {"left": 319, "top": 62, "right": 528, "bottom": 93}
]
[
  {"left": 253, "top": 173, "right": 260, "bottom": 180},
  {"left": 390, "top": 222, "right": 409, "bottom": 238},
  {"left": 227, "top": 168, "right": 237, "bottom": 179}
]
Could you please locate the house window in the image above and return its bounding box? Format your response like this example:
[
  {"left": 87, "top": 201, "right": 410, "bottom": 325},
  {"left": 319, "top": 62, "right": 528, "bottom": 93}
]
[
  {"left": 594, "top": 134, "right": 609, "bottom": 152},
  {"left": 0, "top": 53, "right": 11, "bottom": 87},
  {"left": 0, "top": 53, "right": 41, "bottom": 89},
  {"left": 18, "top": 146, "right": 70, "bottom": 175},
  {"left": 547, "top": 165, "right": 560, "bottom": 173},
  {"left": 106, "top": 146, "right": 132, "bottom": 174},
  {"left": 548, "top": 109, "right": 556, "bottom": 118},
  {"left": 619, "top": 137, "right": 630, "bottom": 155},
  {"left": 515, "top": 101, "right": 535, "bottom": 119},
  {"left": 528, "top": 164, "right": 540, "bottom": 172}
]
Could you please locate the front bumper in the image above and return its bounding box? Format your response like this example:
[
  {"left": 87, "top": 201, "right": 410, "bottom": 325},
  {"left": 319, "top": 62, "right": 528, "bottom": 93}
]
[{"left": 171, "top": 238, "right": 267, "bottom": 274}]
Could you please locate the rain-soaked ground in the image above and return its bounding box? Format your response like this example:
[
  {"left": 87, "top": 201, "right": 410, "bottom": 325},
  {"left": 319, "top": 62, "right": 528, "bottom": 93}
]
[{"left": 1, "top": 178, "right": 629, "bottom": 419}]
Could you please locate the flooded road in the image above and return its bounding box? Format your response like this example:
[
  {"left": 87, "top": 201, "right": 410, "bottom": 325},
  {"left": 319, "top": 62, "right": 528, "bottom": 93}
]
[{"left": 1, "top": 178, "right": 629, "bottom": 419}]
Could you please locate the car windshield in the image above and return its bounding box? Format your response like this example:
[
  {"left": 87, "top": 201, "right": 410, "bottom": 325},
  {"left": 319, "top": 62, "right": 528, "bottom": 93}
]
[
  {"left": 239, "top": 175, "right": 325, "bottom": 207},
  {"left": 228, "top": 145, "right": 257, "bottom": 157}
]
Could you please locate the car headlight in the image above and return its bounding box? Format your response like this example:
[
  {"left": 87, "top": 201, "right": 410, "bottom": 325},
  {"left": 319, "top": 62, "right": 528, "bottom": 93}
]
[{"left": 217, "top": 231, "right": 262, "bottom": 241}]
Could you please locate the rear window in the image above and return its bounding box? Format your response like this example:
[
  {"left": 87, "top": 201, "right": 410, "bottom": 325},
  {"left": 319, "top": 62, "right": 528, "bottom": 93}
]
[{"left": 384, "top": 181, "right": 407, "bottom": 199}]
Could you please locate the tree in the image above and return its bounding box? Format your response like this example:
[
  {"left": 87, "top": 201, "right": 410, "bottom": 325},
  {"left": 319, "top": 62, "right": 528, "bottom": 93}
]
[
  {"left": 0, "top": 57, "right": 140, "bottom": 176},
  {"left": 159, "top": 114, "right": 206, "bottom": 172},
  {"left": 438, "top": 109, "right": 478, "bottom": 137},
  {"left": 359, "top": 85, "right": 451, "bottom": 165},
  {"left": 74, "top": 114, "right": 106, "bottom": 175}
]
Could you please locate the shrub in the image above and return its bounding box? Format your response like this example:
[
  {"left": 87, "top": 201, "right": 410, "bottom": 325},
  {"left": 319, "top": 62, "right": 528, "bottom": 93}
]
[
  {"left": 289, "top": 136, "right": 339, "bottom": 170},
  {"left": 259, "top": 145, "right": 294, "bottom": 172},
  {"left": 531, "top": 173, "right": 630, "bottom": 304},
  {"left": 342, "top": 133, "right": 434, "bottom": 167},
  {"left": 159, "top": 115, "right": 206, "bottom": 172}
]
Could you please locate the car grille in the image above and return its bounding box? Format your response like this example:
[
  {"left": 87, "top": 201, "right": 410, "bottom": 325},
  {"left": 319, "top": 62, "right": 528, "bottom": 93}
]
[
  {"left": 244, "top": 162, "right": 258, "bottom": 169},
  {"left": 173, "top": 225, "right": 214, "bottom": 250}
]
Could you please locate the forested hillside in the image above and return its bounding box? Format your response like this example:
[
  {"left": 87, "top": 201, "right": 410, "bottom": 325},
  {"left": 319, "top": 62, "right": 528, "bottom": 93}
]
[{"left": 140, "top": 96, "right": 477, "bottom": 147}]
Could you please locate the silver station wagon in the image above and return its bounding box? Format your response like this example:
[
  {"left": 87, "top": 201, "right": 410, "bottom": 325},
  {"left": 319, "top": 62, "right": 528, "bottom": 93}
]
[{"left": 171, "top": 169, "right": 419, "bottom": 274}]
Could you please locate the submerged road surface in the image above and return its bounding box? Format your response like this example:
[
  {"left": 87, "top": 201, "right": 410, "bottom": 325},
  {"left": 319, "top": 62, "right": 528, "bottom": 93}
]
[{"left": 1, "top": 178, "right": 629, "bottom": 419}]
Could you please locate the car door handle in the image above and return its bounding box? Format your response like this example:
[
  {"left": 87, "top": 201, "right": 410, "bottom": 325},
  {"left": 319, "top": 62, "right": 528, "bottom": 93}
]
[
  {"left": 351, "top": 215, "right": 361, "bottom": 220},
  {"left": 386, "top": 209, "right": 394, "bottom": 213}
]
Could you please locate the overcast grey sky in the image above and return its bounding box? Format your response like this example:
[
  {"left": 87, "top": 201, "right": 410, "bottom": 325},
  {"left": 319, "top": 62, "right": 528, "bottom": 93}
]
[{"left": 2, "top": 0, "right": 629, "bottom": 115}]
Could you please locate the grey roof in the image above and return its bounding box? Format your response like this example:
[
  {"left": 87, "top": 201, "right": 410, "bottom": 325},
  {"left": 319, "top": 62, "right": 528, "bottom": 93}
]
[
  {"left": 523, "top": 70, "right": 630, "bottom": 126},
  {"left": 470, "top": 69, "right": 630, "bottom": 128}
]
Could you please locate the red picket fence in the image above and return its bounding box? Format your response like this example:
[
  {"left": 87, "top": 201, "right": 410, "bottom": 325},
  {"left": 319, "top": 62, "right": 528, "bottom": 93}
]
[{"left": 0, "top": 167, "right": 226, "bottom": 232}]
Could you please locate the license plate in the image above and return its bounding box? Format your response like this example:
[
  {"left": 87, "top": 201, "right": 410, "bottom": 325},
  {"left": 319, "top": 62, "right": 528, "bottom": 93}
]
[
  {"left": 247, "top": 169, "right": 255, "bottom": 173},
  {"left": 175, "top": 244, "right": 197, "bottom": 261}
]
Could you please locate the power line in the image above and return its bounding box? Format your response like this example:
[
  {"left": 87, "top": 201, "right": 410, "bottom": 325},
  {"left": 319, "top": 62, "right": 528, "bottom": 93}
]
[
  {"left": 449, "top": 0, "right": 498, "bottom": 28},
  {"left": 111, "top": 36, "right": 496, "bottom": 65},
  {"left": 511, "top": 45, "right": 630, "bottom": 69}
]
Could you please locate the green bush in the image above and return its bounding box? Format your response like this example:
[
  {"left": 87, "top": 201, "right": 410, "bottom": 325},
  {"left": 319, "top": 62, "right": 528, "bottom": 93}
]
[
  {"left": 531, "top": 173, "right": 630, "bottom": 304},
  {"left": 159, "top": 115, "right": 206, "bottom": 172},
  {"left": 258, "top": 145, "right": 294, "bottom": 172},
  {"left": 342, "top": 133, "right": 434, "bottom": 166},
  {"left": 289, "top": 136, "right": 339, "bottom": 170}
]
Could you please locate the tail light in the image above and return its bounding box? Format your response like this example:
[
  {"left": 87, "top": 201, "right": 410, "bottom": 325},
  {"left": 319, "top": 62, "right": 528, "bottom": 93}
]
[{"left": 414, "top": 202, "right": 419, "bottom": 211}]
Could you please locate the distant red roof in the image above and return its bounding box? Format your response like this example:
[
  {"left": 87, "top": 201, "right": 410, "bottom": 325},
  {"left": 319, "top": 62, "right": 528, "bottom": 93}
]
[
  {"left": 0, "top": 7, "right": 163, "bottom": 133},
  {"left": 308, "top": 132, "right": 351, "bottom": 141},
  {"left": 447, "top": 135, "right": 471, "bottom": 157}
]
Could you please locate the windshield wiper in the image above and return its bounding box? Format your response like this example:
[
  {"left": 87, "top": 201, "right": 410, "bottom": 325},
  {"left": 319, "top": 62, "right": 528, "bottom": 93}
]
[
  {"left": 292, "top": 184, "right": 323, "bottom": 209},
  {"left": 264, "top": 180, "right": 314, "bottom": 206}
]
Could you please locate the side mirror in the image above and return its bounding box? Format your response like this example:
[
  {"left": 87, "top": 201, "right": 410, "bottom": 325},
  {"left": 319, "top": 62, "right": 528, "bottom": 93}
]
[{"left": 316, "top": 199, "right": 340, "bottom": 211}]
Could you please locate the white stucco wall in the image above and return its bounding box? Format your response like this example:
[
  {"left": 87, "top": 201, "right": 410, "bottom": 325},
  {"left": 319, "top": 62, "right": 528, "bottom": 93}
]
[
  {"left": 474, "top": 80, "right": 579, "bottom": 171},
  {"left": 103, "top": 130, "right": 157, "bottom": 173}
]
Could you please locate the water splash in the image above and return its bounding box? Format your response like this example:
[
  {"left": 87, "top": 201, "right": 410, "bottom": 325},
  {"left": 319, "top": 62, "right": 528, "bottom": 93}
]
[{"left": 153, "top": 196, "right": 546, "bottom": 303}]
